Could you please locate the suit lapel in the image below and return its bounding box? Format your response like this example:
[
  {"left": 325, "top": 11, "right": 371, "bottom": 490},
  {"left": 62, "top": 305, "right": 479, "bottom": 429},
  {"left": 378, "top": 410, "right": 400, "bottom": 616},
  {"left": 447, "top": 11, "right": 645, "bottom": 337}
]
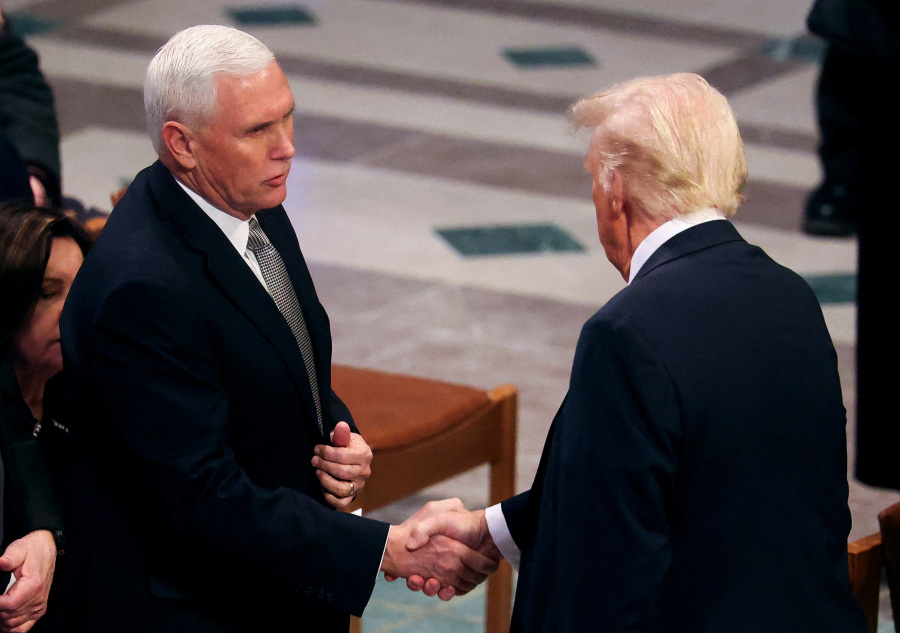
[
  {"left": 255, "top": 207, "right": 334, "bottom": 412},
  {"left": 146, "top": 163, "right": 323, "bottom": 431}
]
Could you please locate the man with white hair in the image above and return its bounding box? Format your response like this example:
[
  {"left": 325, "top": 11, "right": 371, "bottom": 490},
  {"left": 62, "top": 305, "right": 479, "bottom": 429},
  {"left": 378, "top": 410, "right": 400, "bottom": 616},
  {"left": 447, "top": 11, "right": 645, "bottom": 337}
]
[
  {"left": 60, "top": 25, "right": 494, "bottom": 632},
  {"left": 407, "top": 73, "right": 866, "bottom": 632}
]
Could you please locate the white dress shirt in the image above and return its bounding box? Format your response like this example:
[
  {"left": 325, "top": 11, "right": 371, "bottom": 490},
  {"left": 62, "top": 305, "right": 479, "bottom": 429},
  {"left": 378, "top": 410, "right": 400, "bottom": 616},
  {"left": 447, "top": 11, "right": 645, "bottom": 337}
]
[{"left": 174, "top": 178, "right": 270, "bottom": 291}]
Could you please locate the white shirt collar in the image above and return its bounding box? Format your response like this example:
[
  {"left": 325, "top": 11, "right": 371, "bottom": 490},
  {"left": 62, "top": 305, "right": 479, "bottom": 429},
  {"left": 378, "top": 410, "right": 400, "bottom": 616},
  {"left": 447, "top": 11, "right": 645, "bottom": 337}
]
[
  {"left": 174, "top": 177, "right": 251, "bottom": 256},
  {"left": 628, "top": 208, "right": 726, "bottom": 283}
]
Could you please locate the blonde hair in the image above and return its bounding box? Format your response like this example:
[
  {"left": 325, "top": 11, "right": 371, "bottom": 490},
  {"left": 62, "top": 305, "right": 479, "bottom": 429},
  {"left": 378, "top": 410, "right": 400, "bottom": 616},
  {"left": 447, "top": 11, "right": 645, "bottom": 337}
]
[{"left": 569, "top": 73, "right": 747, "bottom": 219}]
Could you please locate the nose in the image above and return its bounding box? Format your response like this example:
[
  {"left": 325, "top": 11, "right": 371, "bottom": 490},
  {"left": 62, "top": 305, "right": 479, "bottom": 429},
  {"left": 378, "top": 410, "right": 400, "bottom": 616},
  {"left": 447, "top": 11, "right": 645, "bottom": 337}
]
[
  {"left": 54, "top": 288, "right": 71, "bottom": 329},
  {"left": 273, "top": 121, "right": 296, "bottom": 161}
]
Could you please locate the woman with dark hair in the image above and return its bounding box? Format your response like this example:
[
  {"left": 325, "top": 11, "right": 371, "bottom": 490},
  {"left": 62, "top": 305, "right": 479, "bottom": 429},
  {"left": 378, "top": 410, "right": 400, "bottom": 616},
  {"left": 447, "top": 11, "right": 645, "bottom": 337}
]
[{"left": 0, "top": 201, "right": 90, "bottom": 632}]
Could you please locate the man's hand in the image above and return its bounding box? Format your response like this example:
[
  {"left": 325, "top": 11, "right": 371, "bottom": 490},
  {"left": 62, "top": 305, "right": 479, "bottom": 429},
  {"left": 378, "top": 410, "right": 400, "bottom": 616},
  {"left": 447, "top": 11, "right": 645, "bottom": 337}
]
[
  {"left": 408, "top": 506, "right": 500, "bottom": 558},
  {"left": 381, "top": 501, "right": 499, "bottom": 601},
  {"left": 0, "top": 530, "right": 57, "bottom": 632},
  {"left": 383, "top": 497, "right": 470, "bottom": 589},
  {"left": 312, "top": 421, "right": 372, "bottom": 509},
  {"left": 402, "top": 504, "right": 502, "bottom": 598}
]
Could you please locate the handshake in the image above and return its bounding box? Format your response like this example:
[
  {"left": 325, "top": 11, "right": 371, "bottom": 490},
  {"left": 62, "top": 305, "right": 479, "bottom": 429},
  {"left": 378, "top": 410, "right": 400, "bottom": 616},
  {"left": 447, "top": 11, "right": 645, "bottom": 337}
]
[{"left": 379, "top": 499, "right": 503, "bottom": 600}]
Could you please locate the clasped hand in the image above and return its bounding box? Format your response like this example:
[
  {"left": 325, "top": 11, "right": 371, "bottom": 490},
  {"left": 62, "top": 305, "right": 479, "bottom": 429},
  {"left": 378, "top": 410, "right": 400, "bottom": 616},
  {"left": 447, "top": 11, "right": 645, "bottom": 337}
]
[
  {"left": 311, "top": 421, "right": 372, "bottom": 509},
  {"left": 381, "top": 499, "right": 502, "bottom": 601}
]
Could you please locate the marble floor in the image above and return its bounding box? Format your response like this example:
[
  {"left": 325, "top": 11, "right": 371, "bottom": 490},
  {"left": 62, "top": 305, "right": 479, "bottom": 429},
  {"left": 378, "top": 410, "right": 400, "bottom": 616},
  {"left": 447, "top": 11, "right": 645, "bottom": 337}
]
[{"left": 4, "top": 0, "right": 896, "bottom": 629}]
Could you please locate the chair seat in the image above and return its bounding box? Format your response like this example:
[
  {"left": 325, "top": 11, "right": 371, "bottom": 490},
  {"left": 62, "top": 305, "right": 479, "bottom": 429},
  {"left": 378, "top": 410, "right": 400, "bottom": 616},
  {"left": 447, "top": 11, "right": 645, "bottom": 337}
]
[
  {"left": 332, "top": 365, "right": 490, "bottom": 448},
  {"left": 333, "top": 364, "right": 517, "bottom": 633}
]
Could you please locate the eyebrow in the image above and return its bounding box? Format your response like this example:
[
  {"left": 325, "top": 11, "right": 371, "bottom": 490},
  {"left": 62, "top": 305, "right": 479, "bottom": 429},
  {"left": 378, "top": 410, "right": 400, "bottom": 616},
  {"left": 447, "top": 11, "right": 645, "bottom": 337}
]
[{"left": 245, "top": 103, "right": 296, "bottom": 134}]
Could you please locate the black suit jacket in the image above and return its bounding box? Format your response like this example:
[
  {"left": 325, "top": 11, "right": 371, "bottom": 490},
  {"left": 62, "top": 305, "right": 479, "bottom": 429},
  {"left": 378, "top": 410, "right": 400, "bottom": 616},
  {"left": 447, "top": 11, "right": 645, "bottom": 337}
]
[
  {"left": 0, "top": 17, "right": 62, "bottom": 205},
  {"left": 60, "top": 161, "right": 388, "bottom": 632},
  {"left": 502, "top": 220, "right": 865, "bottom": 633},
  {"left": 0, "top": 362, "right": 85, "bottom": 631},
  {"left": 0, "top": 359, "right": 63, "bottom": 573}
]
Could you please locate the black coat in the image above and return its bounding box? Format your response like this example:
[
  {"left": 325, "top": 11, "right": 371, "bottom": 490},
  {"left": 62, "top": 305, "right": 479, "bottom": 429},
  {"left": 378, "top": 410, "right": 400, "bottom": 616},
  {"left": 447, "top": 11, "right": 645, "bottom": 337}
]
[
  {"left": 807, "top": 0, "right": 900, "bottom": 60},
  {"left": 805, "top": 0, "right": 900, "bottom": 490},
  {"left": 0, "top": 127, "right": 31, "bottom": 203},
  {"left": 503, "top": 221, "right": 866, "bottom": 633},
  {"left": 0, "top": 18, "right": 61, "bottom": 205},
  {"left": 60, "top": 161, "right": 389, "bottom": 632},
  {"left": 0, "top": 358, "right": 63, "bottom": 554},
  {"left": 0, "top": 358, "right": 71, "bottom": 626}
]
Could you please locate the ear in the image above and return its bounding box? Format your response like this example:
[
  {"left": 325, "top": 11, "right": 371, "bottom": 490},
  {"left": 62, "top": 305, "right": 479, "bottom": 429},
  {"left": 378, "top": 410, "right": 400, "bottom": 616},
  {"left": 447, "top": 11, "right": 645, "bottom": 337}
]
[
  {"left": 608, "top": 170, "right": 626, "bottom": 218},
  {"left": 161, "top": 121, "right": 197, "bottom": 170}
]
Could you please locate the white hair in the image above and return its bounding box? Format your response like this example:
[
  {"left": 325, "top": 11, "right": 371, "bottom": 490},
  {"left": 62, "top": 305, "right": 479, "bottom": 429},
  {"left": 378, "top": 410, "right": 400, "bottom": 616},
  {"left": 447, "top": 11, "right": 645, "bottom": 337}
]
[
  {"left": 144, "top": 24, "right": 275, "bottom": 155},
  {"left": 569, "top": 73, "right": 747, "bottom": 219}
]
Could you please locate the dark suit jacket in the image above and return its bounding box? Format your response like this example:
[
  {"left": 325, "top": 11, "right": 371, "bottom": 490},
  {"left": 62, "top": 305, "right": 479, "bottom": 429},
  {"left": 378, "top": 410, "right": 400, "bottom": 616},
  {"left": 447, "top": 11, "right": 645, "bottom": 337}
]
[
  {"left": 502, "top": 220, "right": 865, "bottom": 633},
  {"left": 807, "top": 0, "right": 900, "bottom": 61},
  {"left": 0, "top": 359, "right": 63, "bottom": 573},
  {"left": 60, "top": 161, "right": 389, "bottom": 632},
  {"left": 0, "top": 362, "right": 86, "bottom": 631},
  {"left": 0, "top": 127, "right": 31, "bottom": 203},
  {"left": 0, "top": 17, "right": 62, "bottom": 205}
]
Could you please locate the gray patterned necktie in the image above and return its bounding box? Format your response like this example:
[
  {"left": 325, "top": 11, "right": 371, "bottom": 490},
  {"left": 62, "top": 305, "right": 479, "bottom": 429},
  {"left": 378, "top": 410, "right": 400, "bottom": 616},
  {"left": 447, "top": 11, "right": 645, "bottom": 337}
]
[{"left": 247, "top": 217, "right": 323, "bottom": 434}]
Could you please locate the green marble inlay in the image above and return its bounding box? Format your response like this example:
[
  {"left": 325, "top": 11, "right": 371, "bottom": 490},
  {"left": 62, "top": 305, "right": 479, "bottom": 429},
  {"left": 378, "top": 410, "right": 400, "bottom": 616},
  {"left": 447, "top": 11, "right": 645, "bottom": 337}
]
[
  {"left": 437, "top": 224, "right": 585, "bottom": 257},
  {"left": 803, "top": 273, "right": 856, "bottom": 305},
  {"left": 503, "top": 46, "right": 596, "bottom": 68},
  {"left": 759, "top": 34, "right": 826, "bottom": 64},
  {"left": 6, "top": 13, "right": 61, "bottom": 36},
  {"left": 362, "top": 575, "right": 485, "bottom": 632},
  {"left": 228, "top": 6, "right": 316, "bottom": 26}
]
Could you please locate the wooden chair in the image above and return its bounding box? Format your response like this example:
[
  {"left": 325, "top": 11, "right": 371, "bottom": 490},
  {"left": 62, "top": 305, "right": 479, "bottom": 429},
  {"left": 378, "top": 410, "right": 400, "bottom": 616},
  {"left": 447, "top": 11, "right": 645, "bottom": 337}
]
[
  {"left": 848, "top": 532, "right": 883, "bottom": 633},
  {"left": 847, "top": 500, "right": 900, "bottom": 633},
  {"left": 331, "top": 364, "right": 517, "bottom": 633},
  {"left": 879, "top": 501, "right": 900, "bottom": 631}
]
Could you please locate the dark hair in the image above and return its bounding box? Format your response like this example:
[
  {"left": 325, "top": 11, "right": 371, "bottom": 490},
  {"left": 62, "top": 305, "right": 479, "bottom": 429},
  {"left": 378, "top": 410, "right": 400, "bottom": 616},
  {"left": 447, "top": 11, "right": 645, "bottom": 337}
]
[{"left": 0, "top": 201, "right": 92, "bottom": 358}]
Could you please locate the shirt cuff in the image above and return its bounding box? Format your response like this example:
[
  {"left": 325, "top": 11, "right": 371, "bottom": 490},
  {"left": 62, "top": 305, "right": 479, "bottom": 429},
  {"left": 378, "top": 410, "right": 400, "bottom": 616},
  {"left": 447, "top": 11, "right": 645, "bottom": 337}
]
[{"left": 485, "top": 503, "right": 520, "bottom": 570}]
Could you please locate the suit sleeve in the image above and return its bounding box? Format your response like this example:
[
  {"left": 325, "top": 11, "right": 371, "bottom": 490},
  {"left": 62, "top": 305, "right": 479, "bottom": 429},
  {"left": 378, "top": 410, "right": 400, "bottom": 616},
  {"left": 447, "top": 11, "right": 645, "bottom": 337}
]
[
  {"left": 0, "top": 432, "right": 64, "bottom": 551},
  {"left": 516, "top": 314, "right": 682, "bottom": 631},
  {"left": 328, "top": 388, "right": 357, "bottom": 434},
  {"left": 87, "top": 279, "right": 388, "bottom": 615},
  {"left": 6, "top": 441, "right": 64, "bottom": 536},
  {"left": 499, "top": 491, "right": 530, "bottom": 550}
]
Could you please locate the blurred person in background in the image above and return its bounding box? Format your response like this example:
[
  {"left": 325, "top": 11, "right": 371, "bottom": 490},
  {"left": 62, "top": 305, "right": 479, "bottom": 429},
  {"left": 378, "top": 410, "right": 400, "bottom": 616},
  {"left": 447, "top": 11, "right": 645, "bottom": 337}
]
[
  {"left": 0, "top": 201, "right": 90, "bottom": 632},
  {"left": 805, "top": 0, "right": 900, "bottom": 490},
  {"left": 0, "top": 6, "right": 62, "bottom": 209}
]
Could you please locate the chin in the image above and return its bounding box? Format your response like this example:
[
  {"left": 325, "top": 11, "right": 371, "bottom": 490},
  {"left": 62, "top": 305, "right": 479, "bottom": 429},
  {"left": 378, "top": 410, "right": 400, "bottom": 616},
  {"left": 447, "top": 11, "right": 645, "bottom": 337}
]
[
  {"left": 267, "top": 194, "right": 289, "bottom": 210},
  {"left": 36, "top": 357, "right": 64, "bottom": 377}
]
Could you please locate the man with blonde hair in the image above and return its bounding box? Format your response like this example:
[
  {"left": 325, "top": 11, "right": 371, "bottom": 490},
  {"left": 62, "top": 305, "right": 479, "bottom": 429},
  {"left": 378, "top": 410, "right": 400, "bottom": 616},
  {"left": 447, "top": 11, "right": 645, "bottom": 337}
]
[{"left": 408, "top": 73, "right": 866, "bottom": 632}]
